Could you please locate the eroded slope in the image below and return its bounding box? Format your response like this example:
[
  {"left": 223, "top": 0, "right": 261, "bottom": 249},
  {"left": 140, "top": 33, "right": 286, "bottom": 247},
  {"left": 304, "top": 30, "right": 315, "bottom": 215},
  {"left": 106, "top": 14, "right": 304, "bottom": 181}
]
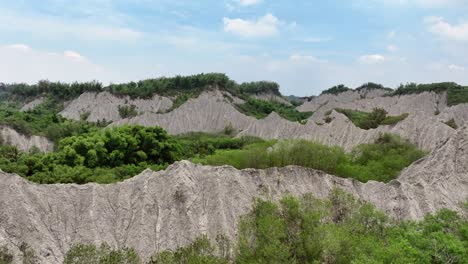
[{"left": 0, "top": 127, "right": 467, "bottom": 263}]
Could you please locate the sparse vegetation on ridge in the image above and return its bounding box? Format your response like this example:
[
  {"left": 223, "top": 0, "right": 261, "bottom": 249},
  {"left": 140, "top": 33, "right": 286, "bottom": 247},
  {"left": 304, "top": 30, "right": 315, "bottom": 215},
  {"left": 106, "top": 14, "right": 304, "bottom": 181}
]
[
  {"left": 335, "top": 108, "right": 409, "bottom": 129},
  {"left": 235, "top": 98, "right": 313, "bottom": 123},
  {"left": 321, "top": 84, "right": 352, "bottom": 95}
]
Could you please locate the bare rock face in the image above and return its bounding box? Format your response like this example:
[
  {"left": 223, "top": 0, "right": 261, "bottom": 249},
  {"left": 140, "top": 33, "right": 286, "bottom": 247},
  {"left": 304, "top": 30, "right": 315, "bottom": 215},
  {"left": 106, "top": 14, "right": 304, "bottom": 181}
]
[
  {"left": 20, "top": 98, "right": 45, "bottom": 112},
  {"left": 60, "top": 92, "right": 173, "bottom": 122},
  {"left": 0, "top": 127, "right": 467, "bottom": 263},
  {"left": 0, "top": 126, "right": 53, "bottom": 152}
]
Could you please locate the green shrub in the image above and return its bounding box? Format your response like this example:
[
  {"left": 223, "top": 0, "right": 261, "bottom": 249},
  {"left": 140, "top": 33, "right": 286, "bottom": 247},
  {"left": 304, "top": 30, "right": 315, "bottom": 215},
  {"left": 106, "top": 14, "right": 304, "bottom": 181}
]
[
  {"left": 64, "top": 244, "right": 141, "bottom": 264},
  {"left": 321, "top": 84, "right": 351, "bottom": 95},
  {"left": 444, "top": 118, "right": 459, "bottom": 129},
  {"left": 236, "top": 98, "right": 313, "bottom": 123},
  {"left": 0, "top": 245, "right": 13, "bottom": 264},
  {"left": 118, "top": 105, "right": 138, "bottom": 119},
  {"left": 194, "top": 133, "right": 426, "bottom": 183},
  {"left": 336, "top": 108, "right": 408, "bottom": 129}
]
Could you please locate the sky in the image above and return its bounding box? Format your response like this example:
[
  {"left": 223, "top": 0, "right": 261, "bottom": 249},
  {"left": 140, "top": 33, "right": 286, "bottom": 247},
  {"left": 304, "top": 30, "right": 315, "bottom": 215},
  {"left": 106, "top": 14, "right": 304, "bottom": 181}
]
[{"left": 0, "top": 0, "right": 468, "bottom": 96}]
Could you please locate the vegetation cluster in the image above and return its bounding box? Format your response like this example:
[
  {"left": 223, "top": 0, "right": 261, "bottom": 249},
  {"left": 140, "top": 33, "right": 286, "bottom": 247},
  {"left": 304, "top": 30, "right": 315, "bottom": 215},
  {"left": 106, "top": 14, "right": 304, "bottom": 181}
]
[
  {"left": 335, "top": 108, "right": 409, "bottom": 129},
  {"left": 6, "top": 189, "right": 462, "bottom": 264},
  {"left": 193, "top": 133, "right": 426, "bottom": 183},
  {"left": 235, "top": 98, "right": 313, "bottom": 123}
]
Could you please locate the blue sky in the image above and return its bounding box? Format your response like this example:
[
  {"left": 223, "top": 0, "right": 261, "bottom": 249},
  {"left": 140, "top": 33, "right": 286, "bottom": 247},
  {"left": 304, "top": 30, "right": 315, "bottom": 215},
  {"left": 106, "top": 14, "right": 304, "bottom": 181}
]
[{"left": 0, "top": 0, "right": 467, "bottom": 95}]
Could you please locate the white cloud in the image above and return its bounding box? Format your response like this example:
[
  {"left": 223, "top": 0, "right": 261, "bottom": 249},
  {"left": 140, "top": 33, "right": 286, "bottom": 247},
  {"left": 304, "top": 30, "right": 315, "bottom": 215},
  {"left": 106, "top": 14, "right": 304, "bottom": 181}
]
[
  {"left": 63, "top": 50, "right": 86, "bottom": 61},
  {"left": 0, "top": 11, "right": 143, "bottom": 42},
  {"left": 359, "top": 54, "right": 387, "bottom": 64},
  {"left": 289, "top": 54, "right": 319, "bottom": 62},
  {"left": 0, "top": 45, "right": 114, "bottom": 84},
  {"left": 387, "top": 44, "right": 398, "bottom": 52},
  {"left": 448, "top": 64, "right": 465, "bottom": 71},
  {"left": 425, "top": 16, "right": 468, "bottom": 42},
  {"left": 223, "top": 14, "right": 280, "bottom": 37},
  {"left": 238, "top": 0, "right": 262, "bottom": 6},
  {"left": 6, "top": 44, "right": 32, "bottom": 52}
]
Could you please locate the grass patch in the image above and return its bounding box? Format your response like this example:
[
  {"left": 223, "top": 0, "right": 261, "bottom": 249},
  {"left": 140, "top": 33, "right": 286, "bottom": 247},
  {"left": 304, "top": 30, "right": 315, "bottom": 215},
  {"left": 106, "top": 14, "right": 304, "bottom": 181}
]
[
  {"left": 335, "top": 108, "right": 408, "bottom": 129},
  {"left": 236, "top": 98, "right": 313, "bottom": 123},
  {"left": 193, "top": 133, "right": 426, "bottom": 183}
]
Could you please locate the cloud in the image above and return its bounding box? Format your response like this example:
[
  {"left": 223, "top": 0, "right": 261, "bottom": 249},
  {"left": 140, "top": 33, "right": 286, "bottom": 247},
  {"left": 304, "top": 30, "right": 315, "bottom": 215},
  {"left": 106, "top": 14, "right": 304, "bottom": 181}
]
[
  {"left": 425, "top": 16, "right": 468, "bottom": 42},
  {"left": 238, "top": 0, "right": 262, "bottom": 6},
  {"left": 0, "top": 44, "right": 112, "bottom": 84},
  {"left": 359, "top": 54, "right": 386, "bottom": 64},
  {"left": 223, "top": 14, "right": 281, "bottom": 37},
  {"left": 289, "top": 54, "right": 319, "bottom": 62},
  {"left": 387, "top": 31, "right": 396, "bottom": 39},
  {"left": 448, "top": 64, "right": 465, "bottom": 71},
  {"left": 387, "top": 44, "right": 398, "bottom": 52},
  {"left": 0, "top": 11, "right": 143, "bottom": 42},
  {"left": 6, "top": 44, "right": 32, "bottom": 52},
  {"left": 63, "top": 51, "right": 86, "bottom": 61}
]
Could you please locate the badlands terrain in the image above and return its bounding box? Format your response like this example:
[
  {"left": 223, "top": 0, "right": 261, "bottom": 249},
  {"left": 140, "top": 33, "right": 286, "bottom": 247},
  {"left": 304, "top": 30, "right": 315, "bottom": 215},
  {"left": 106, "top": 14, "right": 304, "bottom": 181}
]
[{"left": 0, "top": 77, "right": 467, "bottom": 263}]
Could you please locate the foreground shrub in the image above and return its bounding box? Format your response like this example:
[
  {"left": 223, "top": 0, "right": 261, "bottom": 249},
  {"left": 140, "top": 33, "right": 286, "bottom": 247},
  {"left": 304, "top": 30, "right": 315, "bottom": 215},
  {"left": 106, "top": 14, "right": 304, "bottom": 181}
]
[{"left": 62, "top": 190, "right": 468, "bottom": 264}]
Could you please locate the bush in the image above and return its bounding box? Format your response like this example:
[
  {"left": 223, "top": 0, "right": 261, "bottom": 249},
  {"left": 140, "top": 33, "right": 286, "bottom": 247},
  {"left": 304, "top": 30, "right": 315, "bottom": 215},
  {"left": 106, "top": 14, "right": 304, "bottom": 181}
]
[
  {"left": 321, "top": 84, "right": 351, "bottom": 95},
  {"left": 64, "top": 244, "right": 141, "bottom": 264},
  {"left": 444, "top": 118, "right": 459, "bottom": 129},
  {"left": 236, "top": 98, "right": 313, "bottom": 123},
  {"left": 336, "top": 108, "right": 408, "bottom": 129},
  {"left": 0, "top": 245, "right": 13, "bottom": 264},
  {"left": 118, "top": 105, "right": 138, "bottom": 119},
  {"left": 194, "top": 133, "right": 426, "bottom": 183}
]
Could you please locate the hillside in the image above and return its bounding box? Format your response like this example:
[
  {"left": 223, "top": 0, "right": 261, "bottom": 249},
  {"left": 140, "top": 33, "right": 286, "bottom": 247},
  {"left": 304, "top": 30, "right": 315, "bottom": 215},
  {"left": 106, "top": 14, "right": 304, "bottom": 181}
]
[
  {"left": 0, "top": 126, "right": 467, "bottom": 263},
  {"left": 0, "top": 76, "right": 467, "bottom": 263}
]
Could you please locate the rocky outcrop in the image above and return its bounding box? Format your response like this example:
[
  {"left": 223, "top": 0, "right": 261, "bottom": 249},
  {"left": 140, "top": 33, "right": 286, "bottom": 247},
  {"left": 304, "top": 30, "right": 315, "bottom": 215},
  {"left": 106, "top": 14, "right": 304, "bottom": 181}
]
[
  {"left": 60, "top": 92, "right": 173, "bottom": 122},
  {"left": 0, "top": 126, "right": 53, "bottom": 152},
  {"left": 20, "top": 98, "right": 45, "bottom": 112},
  {"left": 0, "top": 127, "right": 467, "bottom": 263}
]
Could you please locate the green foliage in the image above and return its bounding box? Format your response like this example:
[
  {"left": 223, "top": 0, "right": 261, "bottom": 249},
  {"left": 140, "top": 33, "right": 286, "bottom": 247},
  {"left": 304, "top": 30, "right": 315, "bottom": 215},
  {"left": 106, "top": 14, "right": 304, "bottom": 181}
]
[
  {"left": 106, "top": 73, "right": 233, "bottom": 99},
  {"left": 444, "top": 118, "right": 459, "bottom": 129},
  {"left": 0, "top": 125, "right": 180, "bottom": 184},
  {"left": 236, "top": 190, "right": 468, "bottom": 264},
  {"left": 6, "top": 80, "right": 102, "bottom": 101},
  {"left": 0, "top": 100, "right": 98, "bottom": 142},
  {"left": 64, "top": 244, "right": 141, "bottom": 264},
  {"left": 175, "top": 132, "right": 263, "bottom": 159},
  {"left": 447, "top": 86, "right": 468, "bottom": 106},
  {"left": 0, "top": 130, "right": 262, "bottom": 184},
  {"left": 392, "top": 82, "right": 461, "bottom": 96},
  {"left": 194, "top": 133, "right": 426, "bottom": 183},
  {"left": 356, "top": 82, "right": 392, "bottom": 91},
  {"left": 236, "top": 98, "right": 313, "bottom": 123},
  {"left": 235, "top": 81, "right": 280, "bottom": 96},
  {"left": 149, "top": 235, "right": 228, "bottom": 264},
  {"left": 0, "top": 245, "right": 13, "bottom": 264},
  {"left": 118, "top": 105, "right": 138, "bottom": 119},
  {"left": 62, "top": 191, "right": 468, "bottom": 264},
  {"left": 391, "top": 82, "right": 468, "bottom": 106},
  {"left": 321, "top": 84, "right": 351, "bottom": 95},
  {"left": 336, "top": 108, "right": 409, "bottom": 129}
]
